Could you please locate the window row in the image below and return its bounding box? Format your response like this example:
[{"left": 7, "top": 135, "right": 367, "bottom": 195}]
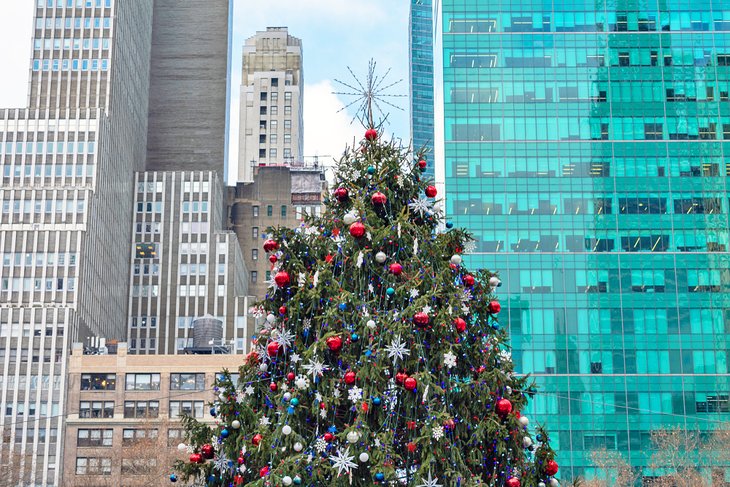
[
  {"left": 130, "top": 315, "right": 156, "bottom": 328},
  {"left": 251, "top": 205, "right": 288, "bottom": 217},
  {"left": 181, "top": 201, "right": 209, "bottom": 213},
  {"left": 2, "top": 164, "right": 96, "bottom": 180},
  {"left": 453, "top": 195, "right": 729, "bottom": 215},
  {"left": 5, "top": 402, "right": 60, "bottom": 417},
  {"left": 1, "top": 277, "right": 76, "bottom": 292},
  {"left": 135, "top": 222, "right": 161, "bottom": 234},
  {"left": 35, "top": 17, "right": 112, "bottom": 30},
  {"left": 34, "top": 37, "right": 111, "bottom": 51},
  {"left": 75, "top": 457, "right": 111, "bottom": 475},
  {"left": 1, "top": 252, "right": 77, "bottom": 267},
  {"left": 2, "top": 140, "right": 96, "bottom": 154},
  {"left": 80, "top": 373, "right": 208, "bottom": 391},
  {"left": 130, "top": 284, "right": 159, "bottom": 297},
  {"left": 449, "top": 11, "right": 730, "bottom": 33},
  {"left": 38, "top": 0, "right": 111, "bottom": 8},
  {"left": 1, "top": 198, "right": 86, "bottom": 215},
  {"left": 32, "top": 58, "right": 110, "bottom": 72}
]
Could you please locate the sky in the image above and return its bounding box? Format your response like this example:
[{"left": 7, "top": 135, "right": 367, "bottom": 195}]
[{"left": 0, "top": 1, "right": 412, "bottom": 183}]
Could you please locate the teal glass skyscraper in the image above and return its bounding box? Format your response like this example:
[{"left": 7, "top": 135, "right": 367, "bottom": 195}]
[
  {"left": 425, "top": 0, "right": 730, "bottom": 479},
  {"left": 410, "top": 0, "right": 435, "bottom": 176}
]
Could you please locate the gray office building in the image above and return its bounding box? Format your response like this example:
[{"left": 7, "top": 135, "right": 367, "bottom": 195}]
[{"left": 0, "top": 1, "right": 154, "bottom": 484}]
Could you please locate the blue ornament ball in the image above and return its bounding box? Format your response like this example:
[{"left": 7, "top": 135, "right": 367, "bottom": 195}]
[
  {"left": 351, "top": 333, "right": 359, "bottom": 342},
  {"left": 386, "top": 287, "right": 395, "bottom": 296},
  {"left": 338, "top": 303, "right": 347, "bottom": 311},
  {"left": 290, "top": 397, "right": 299, "bottom": 406},
  {"left": 170, "top": 474, "right": 178, "bottom": 483},
  {"left": 220, "top": 428, "right": 229, "bottom": 439},
  {"left": 293, "top": 476, "right": 302, "bottom": 485},
  {"left": 209, "top": 407, "right": 217, "bottom": 417},
  {"left": 375, "top": 472, "right": 385, "bottom": 481},
  {"left": 446, "top": 221, "right": 454, "bottom": 228},
  {"left": 373, "top": 397, "right": 382, "bottom": 405},
  {"left": 367, "top": 166, "right": 376, "bottom": 175}
]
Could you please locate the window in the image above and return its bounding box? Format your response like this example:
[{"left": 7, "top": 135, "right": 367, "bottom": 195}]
[
  {"left": 252, "top": 206, "right": 259, "bottom": 217},
  {"left": 284, "top": 120, "right": 292, "bottom": 130},
  {"left": 252, "top": 249, "right": 258, "bottom": 261},
  {"left": 267, "top": 205, "right": 273, "bottom": 217},
  {"left": 167, "top": 428, "right": 184, "bottom": 446},
  {"left": 134, "top": 243, "right": 157, "bottom": 258},
  {"left": 79, "top": 401, "right": 114, "bottom": 419},
  {"left": 77, "top": 429, "right": 113, "bottom": 447},
  {"left": 270, "top": 105, "right": 278, "bottom": 115},
  {"left": 259, "top": 120, "right": 266, "bottom": 130},
  {"left": 284, "top": 92, "right": 292, "bottom": 102},
  {"left": 284, "top": 106, "right": 292, "bottom": 115},
  {"left": 259, "top": 148, "right": 266, "bottom": 159},
  {"left": 169, "top": 400, "right": 205, "bottom": 418},
  {"left": 251, "top": 271, "right": 258, "bottom": 283},
  {"left": 284, "top": 133, "right": 291, "bottom": 144},
  {"left": 259, "top": 106, "right": 267, "bottom": 115},
  {"left": 122, "top": 428, "right": 158, "bottom": 445},
  {"left": 170, "top": 373, "right": 206, "bottom": 391},
  {"left": 75, "top": 457, "right": 112, "bottom": 475},
  {"left": 259, "top": 134, "right": 266, "bottom": 144},
  {"left": 281, "top": 205, "right": 287, "bottom": 217},
  {"left": 123, "top": 400, "right": 159, "bottom": 418},
  {"left": 271, "top": 77, "right": 279, "bottom": 87},
  {"left": 260, "top": 92, "right": 267, "bottom": 101},
  {"left": 252, "top": 227, "right": 259, "bottom": 238},
  {"left": 269, "top": 148, "right": 277, "bottom": 158},
  {"left": 80, "top": 373, "right": 116, "bottom": 390},
  {"left": 125, "top": 373, "right": 160, "bottom": 391}
]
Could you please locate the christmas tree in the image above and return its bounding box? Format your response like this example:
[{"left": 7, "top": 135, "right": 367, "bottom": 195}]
[{"left": 173, "top": 127, "right": 558, "bottom": 486}]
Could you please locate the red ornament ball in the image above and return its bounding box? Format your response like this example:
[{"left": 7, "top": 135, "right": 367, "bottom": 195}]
[
  {"left": 413, "top": 312, "right": 430, "bottom": 327},
  {"left": 371, "top": 191, "right": 387, "bottom": 205},
  {"left": 418, "top": 159, "right": 427, "bottom": 170},
  {"left": 444, "top": 418, "right": 456, "bottom": 430},
  {"left": 425, "top": 185, "right": 437, "bottom": 198},
  {"left": 286, "top": 372, "right": 295, "bottom": 381},
  {"left": 462, "top": 274, "right": 475, "bottom": 287},
  {"left": 324, "top": 432, "right": 334, "bottom": 442},
  {"left": 274, "top": 271, "right": 290, "bottom": 287},
  {"left": 407, "top": 442, "right": 417, "bottom": 453},
  {"left": 389, "top": 262, "right": 403, "bottom": 275},
  {"left": 268, "top": 254, "right": 278, "bottom": 264},
  {"left": 496, "top": 398, "right": 513, "bottom": 417},
  {"left": 344, "top": 371, "right": 357, "bottom": 384},
  {"left": 334, "top": 186, "right": 349, "bottom": 202},
  {"left": 326, "top": 335, "right": 343, "bottom": 352},
  {"left": 266, "top": 342, "right": 280, "bottom": 357},
  {"left": 252, "top": 433, "right": 263, "bottom": 446},
  {"left": 269, "top": 382, "right": 278, "bottom": 392},
  {"left": 278, "top": 306, "right": 287, "bottom": 315},
  {"left": 365, "top": 128, "right": 378, "bottom": 141},
  {"left": 237, "top": 456, "right": 244, "bottom": 465},
  {"left": 259, "top": 465, "right": 269, "bottom": 478},
  {"left": 201, "top": 444, "right": 214, "bottom": 459},
  {"left": 349, "top": 221, "right": 366, "bottom": 238},
  {"left": 189, "top": 453, "right": 203, "bottom": 464},
  {"left": 263, "top": 239, "right": 279, "bottom": 252},
  {"left": 395, "top": 372, "right": 408, "bottom": 384},
  {"left": 453, "top": 317, "right": 467, "bottom": 333},
  {"left": 404, "top": 377, "right": 417, "bottom": 391},
  {"left": 488, "top": 300, "right": 501, "bottom": 314},
  {"left": 506, "top": 477, "right": 521, "bottom": 487},
  {"left": 546, "top": 459, "right": 559, "bottom": 476}
]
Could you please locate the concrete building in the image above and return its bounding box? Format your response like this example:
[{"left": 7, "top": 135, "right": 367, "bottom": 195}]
[
  {"left": 229, "top": 162, "right": 326, "bottom": 299},
  {"left": 0, "top": 1, "right": 154, "bottom": 484},
  {"left": 237, "top": 27, "right": 304, "bottom": 182},
  {"left": 127, "top": 170, "right": 255, "bottom": 355},
  {"left": 61, "top": 341, "right": 242, "bottom": 486},
  {"left": 145, "top": 0, "right": 231, "bottom": 176}
]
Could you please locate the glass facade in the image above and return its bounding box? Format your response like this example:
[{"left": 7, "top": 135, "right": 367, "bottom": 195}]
[
  {"left": 410, "top": 0, "right": 435, "bottom": 176},
  {"left": 435, "top": 0, "right": 730, "bottom": 479}
]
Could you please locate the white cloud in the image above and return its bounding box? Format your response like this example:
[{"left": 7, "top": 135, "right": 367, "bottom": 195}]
[
  {"left": 0, "top": 2, "right": 34, "bottom": 107},
  {"left": 303, "top": 80, "right": 362, "bottom": 163}
]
